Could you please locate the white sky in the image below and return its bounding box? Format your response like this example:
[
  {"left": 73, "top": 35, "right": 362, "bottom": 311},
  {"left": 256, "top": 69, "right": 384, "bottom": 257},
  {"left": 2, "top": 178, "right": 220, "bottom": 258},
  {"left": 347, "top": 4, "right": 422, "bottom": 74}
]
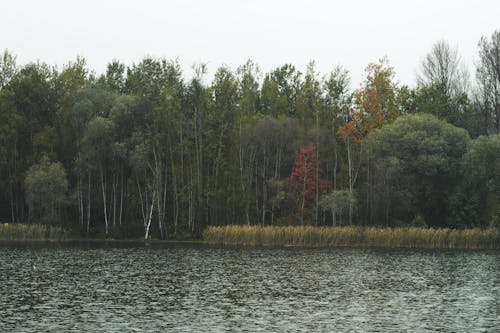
[{"left": 1, "top": 0, "right": 499, "bottom": 87}]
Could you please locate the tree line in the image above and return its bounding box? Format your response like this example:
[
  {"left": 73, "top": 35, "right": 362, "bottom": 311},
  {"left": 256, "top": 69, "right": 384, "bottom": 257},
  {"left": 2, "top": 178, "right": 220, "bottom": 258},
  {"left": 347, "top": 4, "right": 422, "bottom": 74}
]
[{"left": 0, "top": 31, "right": 499, "bottom": 238}]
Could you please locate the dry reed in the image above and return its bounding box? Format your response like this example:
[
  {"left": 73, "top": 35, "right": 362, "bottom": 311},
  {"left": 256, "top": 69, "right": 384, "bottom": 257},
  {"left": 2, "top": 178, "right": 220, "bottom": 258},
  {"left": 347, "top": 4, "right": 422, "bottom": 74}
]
[
  {"left": 203, "top": 225, "right": 499, "bottom": 249},
  {"left": 0, "top": 223, "right": 69, "bottom": 241}
]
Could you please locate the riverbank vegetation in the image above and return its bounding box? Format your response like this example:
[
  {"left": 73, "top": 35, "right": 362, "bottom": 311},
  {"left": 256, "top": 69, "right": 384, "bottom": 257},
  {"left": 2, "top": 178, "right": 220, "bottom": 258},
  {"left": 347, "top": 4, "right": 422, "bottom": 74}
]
[
  {"left": 0, "top": 30, "right": 499, "bottom": 240},
  {"left": 0, "top": 223, "right": 69, "bottom": 241},
  {"left": 204, "top": 226, "right": 500, "bottom": 249}
]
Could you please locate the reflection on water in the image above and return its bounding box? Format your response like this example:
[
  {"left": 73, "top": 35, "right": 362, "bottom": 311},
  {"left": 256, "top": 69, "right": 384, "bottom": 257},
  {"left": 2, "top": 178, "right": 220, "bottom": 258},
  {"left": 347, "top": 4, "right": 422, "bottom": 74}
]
[{"left": 0, "top": 244, "right": 498, "bottom": 332}]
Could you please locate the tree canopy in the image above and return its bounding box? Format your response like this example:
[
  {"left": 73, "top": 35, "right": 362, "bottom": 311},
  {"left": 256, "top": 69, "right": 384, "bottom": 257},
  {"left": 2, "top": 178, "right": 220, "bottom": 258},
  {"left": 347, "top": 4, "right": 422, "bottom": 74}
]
[
  {"left": 367, "top": 114, "right": 470, "bottom": 227},
  {"left": 0, "top": 31, "right": 499, "bottom": 238}
]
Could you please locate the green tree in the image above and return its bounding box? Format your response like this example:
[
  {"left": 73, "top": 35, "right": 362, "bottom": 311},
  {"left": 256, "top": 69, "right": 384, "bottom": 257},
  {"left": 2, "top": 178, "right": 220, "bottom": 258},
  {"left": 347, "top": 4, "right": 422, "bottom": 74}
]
[
  {"left": 102, "top": 60, "right": 126, "bottom": 93},
  {"left": 80, "top": 116, "right": 117, "bottom": 235},
  {"left": 0, "top": 89, "right": 22, "bottom": 221},
  {"left": 261, "top": 64, "right": 301, "bottom": 117},
  {"left": 412, "top": 82, "right": 476, "bottom": 134},
  {"left": 3, "top": 61, "right": 58, "bottom": 221},
  {"left": 457, "top": 134, "right": 500, "bottom": 227},
  {"left": 0, "top": 50, "right": 17, "bottom": 88},
  {"left": 321, "top": 65, "right": 351, "bottom": 196},
  {"left": 251, "top": 116, "right": 304, "bottom": 225},
  {"left": 367, "top": 114, "right": 470, "bottom": 227},
  {"left": 235, "top": 60, "right": 261, "bottom": 225},
  {"left": 54, "top": 57, "right": 89, "bottom": 167},
  {"left": 24, "top": 156, "right": 68, "bottom": 224},
  {"left": 319, "top": 190, "right": 357, "bottom": 226}
]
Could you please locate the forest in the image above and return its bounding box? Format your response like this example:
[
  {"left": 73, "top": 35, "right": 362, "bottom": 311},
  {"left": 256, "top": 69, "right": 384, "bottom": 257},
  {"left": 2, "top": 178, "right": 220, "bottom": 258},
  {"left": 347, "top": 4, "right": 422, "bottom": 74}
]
[{"left": 0, "top": 31, "right": 499, "bottom": 239}]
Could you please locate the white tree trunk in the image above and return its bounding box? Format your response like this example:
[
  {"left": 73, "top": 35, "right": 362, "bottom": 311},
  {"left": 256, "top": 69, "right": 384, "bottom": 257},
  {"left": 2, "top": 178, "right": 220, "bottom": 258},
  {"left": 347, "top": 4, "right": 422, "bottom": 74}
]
[
  {"left": 87, "top": 172, "right": 91, "bottom": 234},
  {"left": 100, "top": 165, "right": 109, "bottom": 236},
  {"left": 144, "top": 191, "right": 156, "bottom": 240}
]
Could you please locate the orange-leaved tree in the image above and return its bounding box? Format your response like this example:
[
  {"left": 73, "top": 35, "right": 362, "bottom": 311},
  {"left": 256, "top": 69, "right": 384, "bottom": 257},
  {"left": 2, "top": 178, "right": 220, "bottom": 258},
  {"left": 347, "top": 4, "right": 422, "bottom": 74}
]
[{"left": 337, "top": 58, "right": 403, "bottom": 224}]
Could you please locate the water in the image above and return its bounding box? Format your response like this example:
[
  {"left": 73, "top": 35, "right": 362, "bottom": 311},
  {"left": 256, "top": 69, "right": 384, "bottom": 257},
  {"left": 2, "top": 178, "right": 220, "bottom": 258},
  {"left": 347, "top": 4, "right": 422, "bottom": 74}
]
[{"left": 0, "top": 244, "right": 498, "bottom": 332}]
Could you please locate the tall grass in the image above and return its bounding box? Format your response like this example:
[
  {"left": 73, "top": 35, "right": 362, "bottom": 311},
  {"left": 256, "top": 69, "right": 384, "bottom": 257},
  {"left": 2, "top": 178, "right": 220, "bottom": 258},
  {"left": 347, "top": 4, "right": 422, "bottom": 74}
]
[
  {"left": 0, "top": 223, "right": 69, "bottom": 241},
  {"left": 203, "top": 225, "right": 500, "bottom": 249}
]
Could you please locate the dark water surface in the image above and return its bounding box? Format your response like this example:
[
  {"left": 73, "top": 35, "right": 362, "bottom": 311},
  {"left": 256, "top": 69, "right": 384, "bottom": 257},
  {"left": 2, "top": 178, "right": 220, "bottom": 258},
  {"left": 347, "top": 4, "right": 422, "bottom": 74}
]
[{"left": 0, "top": 244, "right": 498, "bottom": 332}]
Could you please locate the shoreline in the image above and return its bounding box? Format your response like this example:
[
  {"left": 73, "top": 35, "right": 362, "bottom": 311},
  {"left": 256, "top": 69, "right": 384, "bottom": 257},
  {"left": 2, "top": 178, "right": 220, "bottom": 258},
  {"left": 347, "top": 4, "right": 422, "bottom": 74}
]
[
  {"left": 0, "top": 239, "right": 204, "bottom": 247},
  {"left": 1, "top": 226, "right": 499, "bottom": 250},
  {"left": 0, "top": 238, "right": 498, "bottom": 251}
]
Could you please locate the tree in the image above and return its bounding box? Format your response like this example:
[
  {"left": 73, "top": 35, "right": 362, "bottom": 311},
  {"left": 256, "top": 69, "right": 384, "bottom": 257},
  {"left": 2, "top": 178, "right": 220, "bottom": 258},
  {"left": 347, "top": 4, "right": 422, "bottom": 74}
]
[
  {"left": 125, "top": 57, "right": 181, "bottom": 102},
  {"left": 319, "top": 190, "right": 357, "bottom": 226},
  {"left": 251, "top": 116, "right": 303, "bottom": 225},
  {"left": 321, "top": 65, "right": 351, "bottom": 204},
  {"left": 102, "top": 60, "right": 126, "bottom": 93},
  {"left": 0, "top": 51, "right": 19, "bottom": 221},
  {"left": 412, "top": 82, "right": 471, "bottom": 130},
  {"left": 0, "top": 89, "right": 22, "bottom": 222},
  {"left": 367, "top": 114, "right": 470, "bottom": 227},
  {"left": 261, "top": 64, "right": 301, "bottom": 117},
  {"left": 414, "top": 42, "right": 475, "bottom": 133},
  {"left": 130, "top": 139, "right": 160, "bottom": 240},
  {"left": 476, "top": 30, "right": 500, "bottom": 134},
  {"left": 418, "top": 40, "right": 469, "bottom": 98},
  {"left": 353, "top": 58, "right": 402, "bottom": 132},
  {"left": 54, "top": 57, "right": 89, "bottom": 170},
  {"left": 0, "top": 50, "right": 17, "bottom": 88},
  {"left": 235, "top": 60, "right": 261, "bottom": 225},
  {"left": 236, "top": 60, "right": 261, "bottom": 116},
  {"left": 337, "top": 59, "right": 402, "bottom": 224},
  {"left": 205, "top": 67, "right": 238, "bottom": 227},
  {"left": 415, "top": 41, "right": 477, "bottom": 133},
  {"left": 288, "top": 145, "right": 328, "bottom": 224},
  {"left": 80, "top": 116, "right": 117, "bottom": 235},
  {"left": 184, "top": 64, "right": 209, "bottom": 234},
  {"left": 2, "top": 61, "right": 58, "bottom": 222},
  {"left": 24, "top": 156, "right": 68, "bottom": 224},
  {"left": 458, "top": 134, "right": 500, "bottom": 227},
  {"left": 2, "top": 53, "right": 498, "bottom": 238}
]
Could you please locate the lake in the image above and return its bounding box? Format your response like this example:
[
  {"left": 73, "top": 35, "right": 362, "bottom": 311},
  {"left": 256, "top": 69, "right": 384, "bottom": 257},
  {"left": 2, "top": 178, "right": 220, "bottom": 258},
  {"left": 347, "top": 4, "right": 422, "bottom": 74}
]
[{"left": 0, "top": 243, "right": 498, "bottom": 332}]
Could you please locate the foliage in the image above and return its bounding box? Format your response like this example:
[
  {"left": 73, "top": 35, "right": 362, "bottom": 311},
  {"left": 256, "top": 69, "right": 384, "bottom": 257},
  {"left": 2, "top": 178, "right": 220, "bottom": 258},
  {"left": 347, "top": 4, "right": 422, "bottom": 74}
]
[
  {"left": 456, "top": 134, "right": 500, "bottom": 227},
  {"left": 0, "top": 37, "right": 499, "bottom": 240},
  {"left": 411, "top": 82, "right": 478, "bottom": 134},
  {"left": 367, "top": 114, "right": 470, "bottom": 227},
  {"left": 337, "top": 58, "right": 402, "bottom": 142},
  {"left": 24, "top": 156, "right": 68, "bottom": 224},
  {"left": 319, "top": 190, "right": 357, "bottom": 225},
  {"left": 288, "top": 145, "right": 329, "bottom": 223},
  {"left": 410, "top": 215, "right": 427, "bottom": 228}
]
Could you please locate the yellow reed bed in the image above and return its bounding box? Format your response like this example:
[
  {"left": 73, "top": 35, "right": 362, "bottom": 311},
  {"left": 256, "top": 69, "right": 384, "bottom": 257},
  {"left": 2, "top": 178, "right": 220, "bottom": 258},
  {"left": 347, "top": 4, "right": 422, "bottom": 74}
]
[
  {"left": 203, "top": 225, "right": 500, "bottom": 249},
  {"left": 0, "top": 223, "right": 69, "bottom": 241}
]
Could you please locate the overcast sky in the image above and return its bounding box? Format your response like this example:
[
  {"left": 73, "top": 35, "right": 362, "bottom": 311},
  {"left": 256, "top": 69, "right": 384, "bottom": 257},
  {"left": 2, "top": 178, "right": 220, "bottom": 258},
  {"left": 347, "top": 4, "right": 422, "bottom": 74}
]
[{"left": 1, "top": 0, "right": 499, "bottom": 87}]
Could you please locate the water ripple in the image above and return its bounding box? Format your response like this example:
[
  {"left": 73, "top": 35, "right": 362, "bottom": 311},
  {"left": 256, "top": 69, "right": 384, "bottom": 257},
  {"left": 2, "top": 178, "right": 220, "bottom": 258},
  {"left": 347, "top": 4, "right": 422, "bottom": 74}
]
[{"left": 0, "top": 245, "right": 498, "bottom": 332}]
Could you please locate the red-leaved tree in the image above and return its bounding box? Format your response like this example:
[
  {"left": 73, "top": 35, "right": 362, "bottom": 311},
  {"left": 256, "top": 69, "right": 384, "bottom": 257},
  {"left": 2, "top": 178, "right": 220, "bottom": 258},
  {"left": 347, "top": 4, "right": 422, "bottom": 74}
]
[{"left": 289, "top": 145, "right": 329, "bottom": 224}]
